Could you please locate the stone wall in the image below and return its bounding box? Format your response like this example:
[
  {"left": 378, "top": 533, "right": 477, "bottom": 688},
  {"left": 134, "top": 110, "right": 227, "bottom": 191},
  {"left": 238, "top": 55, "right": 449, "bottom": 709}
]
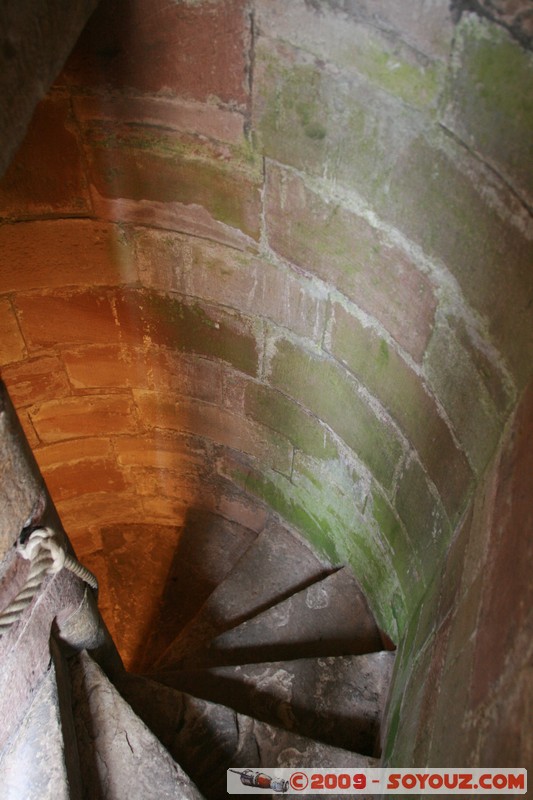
[{"left": 0, "top": 0, "right": 531, "bottom": 765}]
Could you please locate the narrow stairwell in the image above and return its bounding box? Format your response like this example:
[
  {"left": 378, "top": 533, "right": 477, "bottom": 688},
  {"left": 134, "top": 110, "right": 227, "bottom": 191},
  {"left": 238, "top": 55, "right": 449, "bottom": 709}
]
[
  {"left": 1, "top": 512, "right": 395, "bottom": 800},
  {"left": 0, "top": 383, "right": 395, "bottom": 800}
]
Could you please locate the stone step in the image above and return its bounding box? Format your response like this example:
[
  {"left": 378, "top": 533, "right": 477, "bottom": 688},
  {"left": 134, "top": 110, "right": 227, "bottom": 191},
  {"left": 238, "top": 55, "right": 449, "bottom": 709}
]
[
  {"left": 0, "top": 643, "right": 79, "bottom": 800},
  {"left": 181, "top": 567, "right": 386, "bottom": 668},
  {"left": 153, "top": 651, "right": 395, "bottom": 756},
  {"left": 155, "top": 519, "right": 332, "bottom": 669},
  {"left": 69, "top": 650, "right": 203, "bottom": 800},
  {"left": 135, "top": 510, "right": 259, "bottom": 670},
  {"left": 118, "top": 672, "right": 377, "bottom": 800}
]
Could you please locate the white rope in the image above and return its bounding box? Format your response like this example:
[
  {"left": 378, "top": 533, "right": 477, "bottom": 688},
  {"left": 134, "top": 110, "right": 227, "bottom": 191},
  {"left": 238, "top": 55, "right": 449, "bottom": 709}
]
[{"left": 0, "top": 527, "right": 98, "bottom": 636}]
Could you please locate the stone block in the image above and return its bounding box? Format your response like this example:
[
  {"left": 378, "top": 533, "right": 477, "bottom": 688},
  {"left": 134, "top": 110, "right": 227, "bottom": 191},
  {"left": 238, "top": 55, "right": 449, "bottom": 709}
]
[
  {"left": 424, "top": 317, "right": 503, "bottom": 475},
  {"left": 0, "top": 91, "right": 90, "bottom": 219},
  {"left": 394, "top": 458, "right": 452, "bottom": 584},
  {"left": 42, "top": 458, "right": 127, "bottom": 503},
  {"left": 266, "top": 165, "right": 436, "bottom": 361},
  {"left": 114, "top": 431, "right": 207, "bottom": 473},
  {"left": 255, "top": 1, "right": 444, "bottom": 109},
  {"left": 329, "top": 304, "right": 473, "bottom": 518},
  {"left": 85, "top": 122, "right": 262, "bottom": 243},
  {"left": 370, "top": 490, "right": 425, "bottom": 608},
  {"left": 29, "top": 393, "right": 138, "bottom": 443},
  {"left": 15, "top": 290, "right": 120, "bottom": 351},
  {"left": 0, "top": 220, "right": 136, "bottom": 293},
  {"left": 314, "top": 0, "right": 455, "bottom": 60},
  {"left": 244, "top": 381, "right": 339, "bottom": 461},
  {"left": 0, "top": 298, "right": 25, "bottom": 365},
  {"left": 136, "top": 391, "right": 293, "bottom": 476},
  {"left": 442, "top": 14, "right": 533, "bottom": 206},
  {"left": 2, "top": 356, "right": 71, "bottom": 408},
  {"left": 73, "top": 93, "right": 246, "bottom": 145},
  {"left": 65, "top": 0, "right": 251, "bottom": 108},
  {"left": 135, "top": 227, "right": 327, "bottom": 341},
  {"left": 35, "top": 437, "right": 112, "bottom": 470},
  {"left": 254, "top": 38, "right": 424, "bottom": 203},
  {"left": 269, "top": 337, "right": 404, "bottom": 490},
  {"left": 377, "top": 132, "right": 533, "bottom": 387},
  {"left": 114, "top": 290, "right": 261, "bottom": 377}
]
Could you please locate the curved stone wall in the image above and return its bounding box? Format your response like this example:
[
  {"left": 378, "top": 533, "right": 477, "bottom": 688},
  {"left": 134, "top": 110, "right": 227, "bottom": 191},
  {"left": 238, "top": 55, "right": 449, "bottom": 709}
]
[{"left": 0, "top": 0, "right": 532, "bottom": 736}]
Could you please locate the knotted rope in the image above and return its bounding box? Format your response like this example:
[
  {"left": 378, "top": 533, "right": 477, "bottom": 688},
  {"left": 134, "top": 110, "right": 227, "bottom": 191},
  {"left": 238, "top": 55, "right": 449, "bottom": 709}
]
[{"left": 0, "top": 527, "right": 98, "bottom": 636}]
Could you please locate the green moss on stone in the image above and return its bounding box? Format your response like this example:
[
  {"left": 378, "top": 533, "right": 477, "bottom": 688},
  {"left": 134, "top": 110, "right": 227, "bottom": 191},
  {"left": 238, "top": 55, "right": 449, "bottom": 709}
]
[
  {"left": 139, "top": 291, "right": 260, "bottom": 376},
  {"left": 269, "top": 338, "right": 404, "bottom": 489},
  {"left": 245, "top": 382, "right": 339, "bottom": 461}
]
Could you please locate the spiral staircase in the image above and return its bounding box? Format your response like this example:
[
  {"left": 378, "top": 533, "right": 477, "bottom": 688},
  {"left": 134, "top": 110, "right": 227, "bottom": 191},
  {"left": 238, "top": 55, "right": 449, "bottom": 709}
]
[{"left": 0, "top": 392, "right": 395, "bottom": 800}]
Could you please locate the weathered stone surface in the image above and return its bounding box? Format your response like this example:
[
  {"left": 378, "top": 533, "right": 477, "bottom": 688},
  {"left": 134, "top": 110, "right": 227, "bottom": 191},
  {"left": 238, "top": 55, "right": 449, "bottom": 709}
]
[
  {"left": 84, "top": 122, "right": 262, "bottom": 243},
  {"left": 254, "top": 37, "right": 424, "bottom": 203},
  {"left": 185, "top": 567, "right": 385, "bottom": 668},
  {"left": 0, "top": 661, "right": 72, "bottom": 800},
  {"left": 0, "top": 381, "right": 43, "bottom": 558},
  {"left": 328, "top": 303, "right": 474, "bottom": 519},
  {"left": 135, "top": 228, "right": 327, "bottom": 341},
  {"left": 118, "top": 673, "right": 377, "bottom": 800},
  {"left": 244, "top": 381, "right": 339, "bottom": 462},
  {"left": 0, "top": 91, "right": 90, "bottom": 219},
  {"left": 0, "top": 298, "right": 26, "bottom": 366},
  {"left": 69, "top": 650, "right": 203, "bottom": 800},
  {"left": 135, "top": 510, "right": 258, "bottom": 672},
  {"left": 255, "top": 0, "right": 445, "bottom": 109},
  {"left": 266, "top": 165, "right": 436, "bottom": 362},
  {"left": 135, "top": 391, "right": 293, "bottom": 476},
  {"left": 0, "top": 0, "right": 100, "bottom": 178},
  {"left": 64, "top": 0, "right": 252, "bottom": 107},
  {"left": 268, "top": 337, "right": 404, "bottom": 490},
  {"left": 29, "top": 394, "right": 138, "bottom": 444},
  {"left": 442, "top": 14, "right": 533, "bottom": 205},
  {"left": 156, "top": 651, "right": 395, "bottom": 756},
  {"left": 2, "top": 356, "right": 71, "bottom": 408},
  {"left": 0, "top": 220, "right": 135, "bottom": 293},
  {"left": 155, "top": 519, "right": 331, "bottom": 668}
]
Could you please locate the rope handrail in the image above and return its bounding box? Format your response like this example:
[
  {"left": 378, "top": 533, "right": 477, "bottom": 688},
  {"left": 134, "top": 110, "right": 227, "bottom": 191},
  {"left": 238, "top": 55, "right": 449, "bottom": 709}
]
[{"left": 0, "top": 526, "right": 98, "bottom": 637}]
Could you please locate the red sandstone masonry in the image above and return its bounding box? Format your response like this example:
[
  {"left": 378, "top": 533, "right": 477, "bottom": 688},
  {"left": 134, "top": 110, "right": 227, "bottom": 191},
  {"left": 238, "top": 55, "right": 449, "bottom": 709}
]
[
  {"left": 2, "top": 356, "right": 71, "bottom": 407},
  {"left": 72, "top": 94, "right": 246, "bottom": 146},
  {"left": 29, "top": 393, "right": 138, "bottom": 443},
  {"left": 0, "top": 220, "right": 136, "bottom": 293},
  {"left": 41, "top": 458, "right": 127, "bottom": 503},
  {"left": 265, "top": 164, "right": 436, "bottom": 362},
  {"left": 134, "top": 228, "right": 327, "bottom": 341},
  {"left": 0, "top": 91, "right": 91, "bottom": 219},
  {"left": 63, "top": 0, "right": 252, "bottom": 108},
  {"left": 135, "top": 391, "right": 294, "bottom": 477},
  {"left": 0, "top": 297, "right": 26, "bottom": 364}
]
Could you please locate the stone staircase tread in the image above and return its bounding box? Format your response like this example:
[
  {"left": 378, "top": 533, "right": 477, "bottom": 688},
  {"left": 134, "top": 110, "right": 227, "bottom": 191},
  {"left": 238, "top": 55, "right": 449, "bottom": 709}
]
[
  {"left": 69, "top": 650, "right": 204, "bottom": 800},
  {"left": 182, "top": 567, "right": 385, "bottom": 668},
  {"left": 118, "top": 671, "right": 378, "bottom": 800},
  {"left": 137, "top": 511, "right": 259, "bottom": 670},
  {"left": 152, "top": 651, "right": 395, "bottom": 756},
  {"left": 155, "top": 519, "right": 332, "bottom": 669}
]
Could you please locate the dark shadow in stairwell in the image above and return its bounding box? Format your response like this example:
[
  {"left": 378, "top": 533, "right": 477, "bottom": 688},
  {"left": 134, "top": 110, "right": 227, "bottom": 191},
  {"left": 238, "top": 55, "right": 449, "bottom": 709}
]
[
  {"left": 133, "top": 508, "right": 259, "bottom": 671},
  {"left": 153, "top": 651, "right": 394, "bottom": 758}
]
